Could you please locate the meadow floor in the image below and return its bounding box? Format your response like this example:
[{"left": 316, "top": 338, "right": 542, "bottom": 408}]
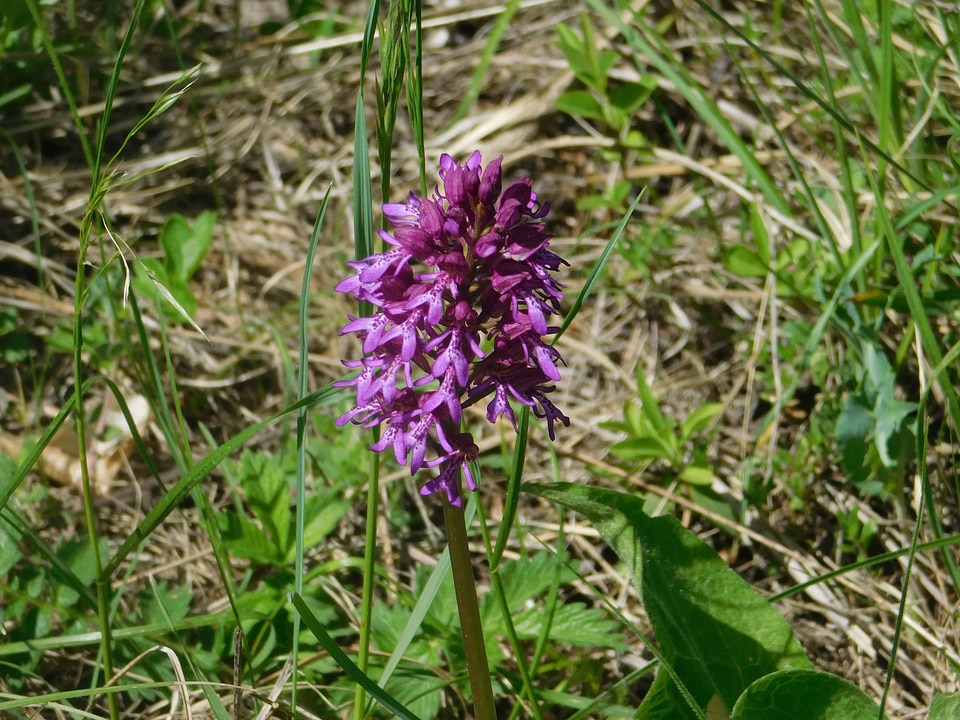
[{"left": 1, "top": 1, "right": 959, "bottom": 718}]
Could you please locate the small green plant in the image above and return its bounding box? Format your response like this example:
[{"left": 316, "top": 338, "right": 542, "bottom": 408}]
[
  {"left": 554, "top": 13, "right": 654, "bottom": 148},
  {"left": 0, "top": 306, "right": 31, "bottom": 363},
  {"left": 603, "top": 367, "right": 724, "bottom": 488},
  {"left": 133, "top": 211, "right": 216, "bottom": 322},
  {"left": 835, "top": 507, "right": 879, "bottom": 562},
  {"left": 217, "top": 448, "right": 350, "bottom": 568},
  {"left": 364, "top": 552, "right": 628, "bottom": 719},
  {"left": 835, "top": 339, "right": 917, "bottom": 498}
]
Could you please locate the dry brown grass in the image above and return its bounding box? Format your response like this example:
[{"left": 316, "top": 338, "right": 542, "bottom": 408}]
[{"left": 2, "top": 0, "right": 959, "bottom": 718}]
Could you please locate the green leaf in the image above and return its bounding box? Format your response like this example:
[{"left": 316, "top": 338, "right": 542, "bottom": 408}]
[
  {"left": 293, "top": 592, "right": 424, "bottom": 720},
  {"left": 217, "top": 512, "right": 281, "bottom": 566},
  {"left": 555, "top": 90, "right": 605, "bottom": 119},
  {"left": 513, "top": 602, "right": 627, "bottom": 650},
  {"left": 723, "top": 245, "right": 769, "bottom": 278},
  {"left": 525, "top": 483, "right": 810, "bottom": 719},
  {"left": 295, "top": 492, "right": 350, "bottom": 563},
  {"left": 53, "top": 536, "right": 103, "bottom": 608},
  {"left": 0, "top": 516, "right": 21, "bottom": 579},
  {"left": 730, "top": 669, "right": 880, "bottom": 719},
  {"left": 679, "top": 403, "right": 725, "bottom": 442},
  {"left": 497, "top": 552, "right": 574, "bottom": 610},
  {"left": 610, "top": 435, "right": 679, "bottom": 463},
  {"left": 836, "top": 396, "right": 872, "bottom": 484},
  {"left": 236, "top": 451, "right": 291, "bottom": 553},
  {"left": 140, "top": 582, "right": 193, "bottom": 626},
  {"left": 609, "top": 79, "right": 655, "bottom": 113},
  {"left": 930, "top": 691, "right": 960, "bottom": 720},
  {"left": 159, "top": 211, "right": 215, "bottom": 281},
  {"left": 678, "top": 464, "right": 714, "bottom": 486}
]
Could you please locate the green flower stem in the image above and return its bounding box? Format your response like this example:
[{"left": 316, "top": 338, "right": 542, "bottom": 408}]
[
  {"left": 476, "top": 502, "right": 544, "bottom": 720},
  {"left": 444, "top": 488, "right": 497, "bottom": 720}
]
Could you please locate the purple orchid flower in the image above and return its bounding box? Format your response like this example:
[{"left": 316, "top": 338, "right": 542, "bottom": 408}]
[{"left": 335, "top": 151, "right": 568, "bottom": 507}]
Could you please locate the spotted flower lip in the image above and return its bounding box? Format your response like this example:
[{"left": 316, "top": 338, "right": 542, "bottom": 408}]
[{"left": 335, "top": 151, "right": 569, "bottom": 507}]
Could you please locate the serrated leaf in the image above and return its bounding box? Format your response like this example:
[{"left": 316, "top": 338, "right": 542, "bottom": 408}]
[
  {"left": 497, "top": 552, "right": 574, "bottom": 610},
  {"left": 513, "top": 602, "right": 627, "bottom": 650},
  {"left": 294, "top": 493, "right": 350, "bottom": 563},
  {"left": 217, "top": 512, "right": 281, "bottom": 565},
  {"left": 525, "top": 483, "right": 810, "bottom": 720},
  {"left": 730, "top": 669, "right": 880, "bottom": 719},
  {"left": 383, "top": 667, "right": 446, "bottom": 720},
  {"left": 239, "top": 451, "right": 291, "bottom": 555}
]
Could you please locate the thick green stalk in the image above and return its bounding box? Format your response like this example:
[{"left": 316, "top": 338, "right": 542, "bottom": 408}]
[
  {"left": 444, "top": 488, "right": 497, "bottom": 720},
  {"left": 477, "top": 499, "right": 544, "bottom": 720}
]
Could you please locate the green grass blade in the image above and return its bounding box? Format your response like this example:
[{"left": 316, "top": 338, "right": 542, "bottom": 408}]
[
  {"left": 292, "top": 592, "right": 424, "bottom": 720},
  {"left": 586, "top": 0, "right": 789, "bottom": 214},
  {"left": 692, "top": 0, "right": 925, "bottom": 191},
  {"left": 408, "top": 0, "right": 426, "bottom": 193},
  {"left": 100, "top": 385, "right": 343, "bottom": 579},
  {"left": 293, "top": 186, "right": 333, "bottom": 712},
  {"left": 492, "top": 406, "right": 529, "bottom": 571},
  {"left": 555, "top": 191, "right": 642, "bottom": 341},
  {"left": 447, "top": 0, "right": 520, "bottom": 128}
]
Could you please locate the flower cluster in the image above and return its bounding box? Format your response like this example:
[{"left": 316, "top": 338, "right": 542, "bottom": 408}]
[{"left": 334, "top": 151, "right": 568, "bottom": 506}]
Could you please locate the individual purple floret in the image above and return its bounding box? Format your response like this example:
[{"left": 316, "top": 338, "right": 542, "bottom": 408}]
[{"left": 334, "top": 151, "right": 568, "bottom": 507}]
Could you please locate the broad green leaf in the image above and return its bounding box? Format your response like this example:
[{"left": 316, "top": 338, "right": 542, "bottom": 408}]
[
  {"left": 730, "top": 669, "right": 880, "bottom": 719},
  {"left": 723, "top": 245, "right": 768, "bottom": 278},
  {"left": 239, "top": 451, "right": 291, "bottom": 554},
  {"left": 181, "top": 210, "right": 216, "bottom": 277},
  {"left": 496, "top": 552, "right": 575, "bottom": 610},
  {"left": 836, "top": 396, "right": 872, "bottom": 485},
  {"left": 156, "top": 211, "right": 215, "bottom": 280},
  {"left": 556, "top": 90, "right": 605, "bottom": 119},
  {"left": 158, "top": 214, "right": 189, "bottom": 278},
  {"left": 609, "top": 79, "right": 655, "bottom": 113},
  {"left": 525, "top": 483, "right": 810, "bottom": 720},
  {"left": 929, "top": 691, "right": 960, "bottom": 719},
  {"left": 140, "top": 582, "right": 193, "bottom": 626}
]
